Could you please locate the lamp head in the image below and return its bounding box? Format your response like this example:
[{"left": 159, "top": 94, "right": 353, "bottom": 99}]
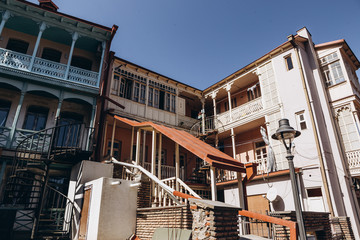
[{"left": 271, "top": 119, "right": 301, "bottom": 150}]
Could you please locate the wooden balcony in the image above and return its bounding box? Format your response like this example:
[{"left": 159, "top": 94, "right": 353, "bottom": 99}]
[{"left": 346, "top": 149, "right": 360, "bottom": 176}]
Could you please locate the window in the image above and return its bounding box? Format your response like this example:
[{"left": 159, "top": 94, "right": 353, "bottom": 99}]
[
  {"left": 140, "top": 84, "right": 146, "bottom": 104},
  {"left": 171, "top": 95, "right": 176, "bottom": 113},
  {"left": 296, "top": 112, "right": 307, "bottom": 130},
  {"left": 307, "top": 188, "right": 322, "bottom": 197},
  {"left": 6, "top": 38, "right": 29, "bottom": 54},
  {"left": 107, "top": 140, "right": 122, "bottom": 160},
  {"left": 231, "top": 97, "right": 237, "bottom": 108},
  {"left": 255, "top": 141, "right": 267, "bottom": 173},
  {"left": 112, "top": 75, "right": 120, "bottom": 95},
  {"left": 133, "top": 82, "right": 140, "bottom": 102},
  {"left": 322, "top": 61, "right": 345, "bottom": 86},
  {"left": 224, "top": 101, "right": 228, "bottom": 111},
  {"left": 41, "top": 48, "right": 62, "bottom": 62},
  {"left": 71, "top": 56, "right": 92, "bottom": 70},
  {"left": 0, "top": 100, "right": 11, "bottom": 127},
  {"left": 165, "top": 93, "right": 171, "bottom": 111},
  {"left": 148, "top": 87, "right": 153, "bottom": 107},
  {"left": 285, "top": 55, "right": 294, "bottom": 70},
  {"left": 23, "top": 106, "right": 49, "bottom": 131}
]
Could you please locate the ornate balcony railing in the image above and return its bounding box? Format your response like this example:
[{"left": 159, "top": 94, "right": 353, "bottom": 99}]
[
  {"left": 217, "top": 97, "right": 263, "bottom": 125},
  {"left": 0, "top": 126, "right": 11, "bottom": 147},
  {"left": 0, "top": 48, "right": 99, "bottom": 88},
  {"left": 346, "top": 149, "right": 360, "bottom": 176}
]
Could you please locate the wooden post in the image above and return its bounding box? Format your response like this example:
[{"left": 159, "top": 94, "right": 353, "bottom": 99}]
[
  {"left": 157, "top": 133, "right": 162, "bottom": 179},
  {"left": 142, "top": 130, "right": 146, "bottom": 166},
  {"left": 210, "top": 166, "right": 217, "bottom": 201},
  {"left": 110, "top": 118, "right": 116, "bottom": 157},
  {"left": 151, "top": 130, "right": 157, "bottom": 175},
  {"left": 129, "top": 127, "right": 134, "bottom": 161},
  {"left": 135, "top": 129, "right": 141, "bottom": 165}
]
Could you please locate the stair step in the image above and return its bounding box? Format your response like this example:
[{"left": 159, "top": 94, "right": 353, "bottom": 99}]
[{"left": 240, "top": 235, "right": 271, "bottom": 240}]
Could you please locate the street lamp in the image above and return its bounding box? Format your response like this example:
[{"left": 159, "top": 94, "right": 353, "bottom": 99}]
[{"left": 272, "top": 118, "right": 306, "bottom": 239}]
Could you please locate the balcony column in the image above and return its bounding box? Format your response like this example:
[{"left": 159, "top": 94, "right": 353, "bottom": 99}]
[
  {"left": 157, "top": 133, "right": 162, "bottom": 179},
  {"left": 175, "top": 142, "right": 180, "bottom": 191},
  {"left": 211, "top": 91, "right": 218, "bottom": 119},
  {"left": 54, "top": 90, "right": 64, "bottom": 122},
  {"left": 210, "top": 166, "right": 217, "bottom": 201},
  {"left": 129, "top": 127, "right": 134, "bottom": 161},
  {"left": 0, "top": 10, "right": 10, "bottom": 36},
  {"left": 8, "top": 82, "right": 28, "bottom": 148},
  {"left": 97, "top": 41, "right": 106, "bottom": 87},
  {"left": 142, "top": 130, "right": 146, "bottom": 166},
  {"left": 135, "top": 128, "right": 141, "bottom": 165},
  {"left": 151, "top": 130, "right": 157, "bottom": 175},
  {"left": 226, "top": 83, "right": 233, "bottom": 121},
  {"left": 201, "top": 98, "right": 205, "bottom": 135},
  {"left": 87, "top": 99, "right": 97, "bottom": 151},
  {"left": 110, "top": 118, "right": 117, "bottom": 157},
  {"left": 29, "top": 22, "right": 47, "bottom": 70},
  {"left": 65, "top": 32, "right": 79, "bottom": 80}
]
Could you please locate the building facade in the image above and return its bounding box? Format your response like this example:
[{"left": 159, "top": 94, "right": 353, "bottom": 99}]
[{"left": 0, "top": 0, "right": 117, "bottom": 239}]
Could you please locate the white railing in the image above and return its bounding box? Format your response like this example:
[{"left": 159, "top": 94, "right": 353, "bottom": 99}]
[
  {"left": 217, "top": 98, "right": 263, "bottom": 125},
  {"left": 0, "top": 48, "right": 31, "bottom": 70},
  {"left": 143, "top": 162, "right": 184, "bottom": 179},
  {"left": 0, "top": 48, "right": 99, "bottom": 88},
  {"left": 161, "top": 177, "right": 201, "bottom": 205},
  {"left": 112, "top": 159, "right": 201, "bottom": 207},
  {"left": 346, "top": 149, "right": 360, "bottom": 176}
]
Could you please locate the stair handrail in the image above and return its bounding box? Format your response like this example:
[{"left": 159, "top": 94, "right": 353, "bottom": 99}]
[
  {"left": 161, "top": 177, "right": 201, "bottom": 199},
  {"left": 111, "top": 158, "right": 181, "bottom": 205}
]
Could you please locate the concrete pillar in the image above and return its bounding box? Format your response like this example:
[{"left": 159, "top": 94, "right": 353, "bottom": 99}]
[
  {"left": 65, "top": 32, "right": 79, "bottom": 79},
  {"left": 96, "top": 41, "right": 106, "bottom": 87},
  {"left": 0, "top": 10, "right": 10, "bottom": 36},
  {"left": 29, "top": 22, "right": 46, "bottom": 70},
  {"left": 175, "top": 142, "right": 180, "bottom": 191}
]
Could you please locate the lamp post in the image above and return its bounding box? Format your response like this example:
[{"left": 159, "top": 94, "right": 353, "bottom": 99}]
[{"left": 272, "top": 118, "right": 306, "bottom": 239}]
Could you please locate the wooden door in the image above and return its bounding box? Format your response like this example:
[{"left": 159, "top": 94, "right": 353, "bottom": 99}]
[
  {"left": 78, "top": 186, "right": 92, "bottom": 240},
  {"left": 247, "top": 194, "right": 271, "bottom": 237}
]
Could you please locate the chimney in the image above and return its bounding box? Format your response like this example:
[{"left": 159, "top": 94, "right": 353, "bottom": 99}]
[{"left": 38, "top": 0, "right": 59, "bottom": 12}]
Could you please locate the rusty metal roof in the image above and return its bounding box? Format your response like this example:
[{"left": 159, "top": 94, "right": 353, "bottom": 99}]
[{"left": 114, "top": 116, "right": 245, "bottom": 172}]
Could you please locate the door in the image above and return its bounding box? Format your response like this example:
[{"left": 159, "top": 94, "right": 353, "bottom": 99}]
[
  {"left": 247, "top": 194, "right": 271, "bottom": 238},
  {"left": 78, "top": 185, "right": 92, "bottom": 240},
  {"left": 55, "top": 112, "right": 83, "bottom": 147}
]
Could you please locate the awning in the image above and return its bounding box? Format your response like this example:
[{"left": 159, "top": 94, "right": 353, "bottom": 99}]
[{"left": 114, "top": 116, "right": 245, "bottom": 172}]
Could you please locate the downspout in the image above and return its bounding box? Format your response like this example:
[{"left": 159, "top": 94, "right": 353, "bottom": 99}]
[{"left": 289, "top": 35, "right": 334, "bottom": 217}]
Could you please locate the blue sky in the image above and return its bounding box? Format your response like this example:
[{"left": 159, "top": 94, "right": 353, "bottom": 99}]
[{"left": 29, "top": 0, "right": 360, "bottom": 90}]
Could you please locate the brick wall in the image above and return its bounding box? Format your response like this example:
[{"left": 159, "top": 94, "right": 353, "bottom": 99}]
[
  {"left": 137, "top": 178, "right": 151, "bottom": 208},
  {"left": 330, "top": 216, "right": 355, "bottom": 240},
  {"left": 136, "top": 205, "right": 192, "bottom": 240},
  {"left": 270, "top": 211, "right": 332, "bottom": 240},
  {"left": 189, "top": 199, "right": 240, "bottom": 240}
]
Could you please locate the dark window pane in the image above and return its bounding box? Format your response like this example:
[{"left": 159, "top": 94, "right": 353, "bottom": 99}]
[
  {"left": 23, "top": 106, "right": 49, "bottom": 131},
  {"left": 41, "top": 48, "right": 62, "bottom": 62},
  {"left": 71, "top": 56, "right": 93, "bottom": 70},
  {"left": 6, "top": 39, "right": 29, "bottom": 54},
  {"left": 286, "top": 56, "right": 293, "bottom": 70},
  {"left": 307, "top": 188, "right": 322, "bottom": 197}
]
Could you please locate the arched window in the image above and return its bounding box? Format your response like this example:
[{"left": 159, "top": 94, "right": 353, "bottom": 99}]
[
  {"left": 23, "top": 106, "right": 49, "bottom": 131},
  {"left": 41, "top": 47, "right": 62, "bottom": 62}
]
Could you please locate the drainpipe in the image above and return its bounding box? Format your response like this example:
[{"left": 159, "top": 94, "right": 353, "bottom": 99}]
[{"left": 289, "top": 35, "right": 334, "bottom": 217}]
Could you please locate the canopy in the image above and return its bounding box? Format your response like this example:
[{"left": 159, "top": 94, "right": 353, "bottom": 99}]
[{"left": 114, "top": 116, "right": 245, "bottom": 172}]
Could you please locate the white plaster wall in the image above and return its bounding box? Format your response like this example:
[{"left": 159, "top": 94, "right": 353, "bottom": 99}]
[{"left": 85, "top": 177, "right": 138, "bottom": 240}]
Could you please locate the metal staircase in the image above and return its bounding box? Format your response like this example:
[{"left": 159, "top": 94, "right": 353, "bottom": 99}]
[{"left": 1, "top": 123, "right": 93, "bottom": 239}]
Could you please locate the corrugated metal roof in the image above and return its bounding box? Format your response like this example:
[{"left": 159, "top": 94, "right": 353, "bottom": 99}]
[{"left": 114, "top": 116, "right": 245, "bottom": 172}]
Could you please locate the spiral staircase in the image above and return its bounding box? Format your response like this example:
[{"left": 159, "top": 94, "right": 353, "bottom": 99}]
[{"left": 1, "top": 123, "right": 94, "bottom": 239}]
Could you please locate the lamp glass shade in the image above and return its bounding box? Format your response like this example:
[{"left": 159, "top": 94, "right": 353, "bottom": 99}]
[{"left": 271, "top": 119, "right": 301, "bottom": 147}]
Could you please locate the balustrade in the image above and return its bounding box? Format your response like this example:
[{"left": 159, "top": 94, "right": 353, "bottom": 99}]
[
  {"left": 143, "top": 162, "right": 184, "bottom": 179},
  {"left": 346, "top": 149, "right": 360, "bottom": 175},
  {"left": 217, "top": 98, "right": 263, "bottom": 125},
  {"left": 0, "top": 48, "right": 99, "bottom": 88},
  {"left": 0, "top": 127, "right": 11, "bottom": 147}
]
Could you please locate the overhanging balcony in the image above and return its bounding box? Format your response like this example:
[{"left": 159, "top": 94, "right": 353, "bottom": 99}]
[
  {"left": 346, "top": 149, "right": 360, "bottom": 176},
  {"left": 217, "top": 97, "right": 263, "bottom": 126},
  {"left": 0, "top": 48, "right": 99, "bottom": 89}
]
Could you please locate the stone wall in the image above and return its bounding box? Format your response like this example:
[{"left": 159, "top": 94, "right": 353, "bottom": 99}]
[
  {"left": 330, "top": 216, "right": 355, "bottom": 240},
  {"left": 136, "top": 205, "right": 192, "bottom": 240},
  {"left": 270, "top": 211, "right": 332, "bottom": 240},
  {"left": 189, "top": 199, "right": 240, "bottom": 240}
]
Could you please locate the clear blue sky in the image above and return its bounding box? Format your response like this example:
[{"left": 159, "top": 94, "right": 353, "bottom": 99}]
[{"left": 29, "top": 0, "right": 360, "bottom": 90}]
